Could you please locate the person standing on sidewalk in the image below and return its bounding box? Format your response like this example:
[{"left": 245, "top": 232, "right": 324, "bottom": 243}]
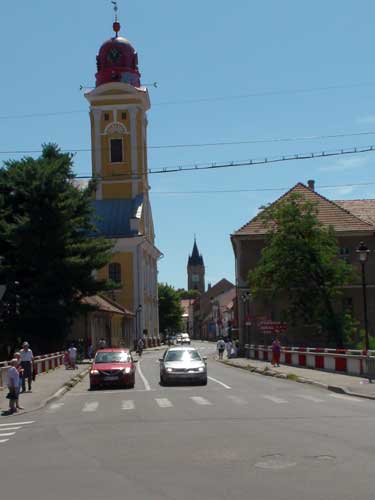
[
  {"left": 225, "top": 338, "right": 233, "bottom": 359},
  {"left": 68, "top": 344, "right": 78, "bottom": 370},
  {"left": 217, "top": 338, "right": 225, "bottom": 360},
  {"left": 272, "top": 337, "right": 281, "bottom": 367},
  {"left": 13, "top": 352, "right": 24, "bottom": 410},
  {"left": 20, "top": 342, "right": 34, "bottom": 392},
  {"left": 6, "top": 359, "right": 20, "bottom": 414}
]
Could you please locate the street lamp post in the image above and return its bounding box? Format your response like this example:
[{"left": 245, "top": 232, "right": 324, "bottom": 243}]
[
  {"left": 356, "top": 242, "right": 370, "bottom": 353},
  {"left": 135, "top": 304, "right": 142, "bottom": 348}
]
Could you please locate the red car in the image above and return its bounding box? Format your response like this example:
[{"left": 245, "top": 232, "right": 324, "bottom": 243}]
[{"left": 89, "top": 348, "right": 137, "bottom": 390}]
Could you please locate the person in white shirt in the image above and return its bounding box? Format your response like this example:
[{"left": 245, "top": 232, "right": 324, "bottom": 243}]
[
  {"left": 7, "top": 359, "right": 20, "bottom": 414},
  {"left": 68, "top": 345, "right": 78, "bottom": 369},
  {"left": 20, "top": 342, "right": 34, "bottom": 392},
  {"left": 225, "top": 339, "right": 233, "bottom": 359}
]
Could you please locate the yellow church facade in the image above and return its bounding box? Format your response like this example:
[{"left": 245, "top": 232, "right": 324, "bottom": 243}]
[{"left": 84, "top": 17, "right": 162, "bottom": 346}]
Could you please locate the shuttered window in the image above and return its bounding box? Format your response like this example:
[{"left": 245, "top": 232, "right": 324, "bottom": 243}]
[
  {"left": 109, "top": 263, "right": 122, "bottom": 283},
  {"left": 110, "top": 138, "right": 123, "bottom": 163}
]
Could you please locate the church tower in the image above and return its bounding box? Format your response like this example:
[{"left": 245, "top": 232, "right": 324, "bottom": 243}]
[
  {"left": 187, "top": 239, "right": 205, "bottom": 293},
  {"left": 85, "top": 11, "right": 161, "bottom": 346}
]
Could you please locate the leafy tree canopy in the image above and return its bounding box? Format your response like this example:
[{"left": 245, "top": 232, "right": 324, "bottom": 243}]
[
  {"left": 0, "top": 144, "right": 113, "bottom": 351},
  {"left": 177, "top": 288, "right": 201, "bottom": 300},
  {"left": 158, "top": 283, "right": 184, "bottom": 334},
  {"left": 248, "top": 193, "right": 355, "bottom": 346}
]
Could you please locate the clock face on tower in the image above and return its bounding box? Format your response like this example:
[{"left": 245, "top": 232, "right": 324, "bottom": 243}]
[
  {"left": 107, "top": 48, "right": 121, "bottom": 64},
  {"left": 192, "top": 274, "right": 199, "bottom": 283}
]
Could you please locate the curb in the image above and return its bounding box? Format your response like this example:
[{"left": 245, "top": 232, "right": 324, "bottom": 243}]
[
  {"left": 1, "top": 366, "right": 90, "bottom": 418},
  {"left": 219, "top": 359, "right": 375, "bottom": 401}
]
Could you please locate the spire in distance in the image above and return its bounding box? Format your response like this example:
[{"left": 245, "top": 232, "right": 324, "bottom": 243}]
[{"left": 188, "top": 237, "right": 204, "bottom": 266}]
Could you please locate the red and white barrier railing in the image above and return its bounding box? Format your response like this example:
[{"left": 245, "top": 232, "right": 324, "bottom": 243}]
[
  {"left": 0, "top": 352, "right": 64, "bottom": 389},
  {"left": 247, "top": 345, "right": 375, "bottom": 377}
]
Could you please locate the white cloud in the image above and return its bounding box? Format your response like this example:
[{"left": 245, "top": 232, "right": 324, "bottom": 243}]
[
  {"left": 357, "top": 115, "right": 375, "bottom": 124},
  {"left": 319, "top": 156, "right": 371, "bottom": 172},
  {"left": 323, "top": 185, "right": 355, "bottom": 198}
]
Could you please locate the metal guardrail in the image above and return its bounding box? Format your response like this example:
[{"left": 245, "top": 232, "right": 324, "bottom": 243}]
[{"left": 0, "top": 352, "right": 64, "bottom": 389}]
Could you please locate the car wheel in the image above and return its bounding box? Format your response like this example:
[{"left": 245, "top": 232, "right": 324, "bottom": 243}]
[
  {"left": 89, "top": 384, "right": 95, "bottom": 391},
  {"left": 200, "top": 377, "right": 208, "bottom": 386},
  {"left": 127, "top": 383, "right": 135, "bottom": 389}
]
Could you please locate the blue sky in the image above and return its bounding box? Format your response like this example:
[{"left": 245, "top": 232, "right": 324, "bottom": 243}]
[{"left": 1, "top": 0, "right": 375, "bottom": 289}]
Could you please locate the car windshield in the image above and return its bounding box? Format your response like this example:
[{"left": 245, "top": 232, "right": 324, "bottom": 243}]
[
  {"left": 165, "top": 350, "right": 201, "bottom": 362},
  {"left": 95, "top": 352, "right": 131, "bottom": 363}
]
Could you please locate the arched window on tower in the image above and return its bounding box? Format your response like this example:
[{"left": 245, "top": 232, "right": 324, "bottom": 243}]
[{"left": 108, "top": 262, "right": 122, "bottom": 284}]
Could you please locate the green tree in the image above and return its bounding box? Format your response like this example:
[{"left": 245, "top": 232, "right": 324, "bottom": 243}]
[
  {"left": 177, "top": 288, "right": 201, "bottom": 300},
  {"left": 158, "top": 283, "right": 184, "bottom": 334},
  {"left": 0, "top": 144, "right": 113, "bottom": 351},
  {"left": 249, "top": 194, "right": 355, "bottom": 346}
]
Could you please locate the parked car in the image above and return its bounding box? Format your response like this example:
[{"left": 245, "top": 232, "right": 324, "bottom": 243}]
[
  {"left": 180, "top": 333, "right": 191, "bottom": 345},
  {"left": 89, "top": 348, "right": 137, "bottom": 390},
  {"left": 159, "top": 346, "right": 207, "bottom": 386},
  {"left": 176, "top": 334, "right": 183, "bottom": 344}
]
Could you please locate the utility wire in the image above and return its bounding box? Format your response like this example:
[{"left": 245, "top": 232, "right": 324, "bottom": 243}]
[
  {"left": 72, "top": 145, "right": 375, "bottom": 179},
  {"left": 2, "top": 130, "right": 375, "bottom": 155},
  {"left": 0, "top": 81, "right": 374, "bottom": 120}
]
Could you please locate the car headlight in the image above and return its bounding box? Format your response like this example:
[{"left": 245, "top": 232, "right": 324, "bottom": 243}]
[
  {"left": 166, "top": 368, "right": 173, "bottom": 373},
  {"left": 198, "top": 367, "right": 205, "bottom": 372},
  {"left": 90, "top": 369, "right": 99, "bottom": 375},
  {"left": 124, "top": 367, "right": 131, "bottom": 374}
]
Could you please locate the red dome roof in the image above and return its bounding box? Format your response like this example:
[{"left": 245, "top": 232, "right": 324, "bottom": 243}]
[{"left": 95, "top": 34, "right": 141, "bottom": 87}]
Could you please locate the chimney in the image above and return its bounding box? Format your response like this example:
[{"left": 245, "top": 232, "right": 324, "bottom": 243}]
[{"left": 307, "top": 179, "right": 315, "bottom": 191}]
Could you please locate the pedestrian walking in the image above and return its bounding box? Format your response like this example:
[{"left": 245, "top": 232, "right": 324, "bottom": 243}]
[
  {"left": 6, "top": 359, "right": 20, "bottom": 414},
  {"left": 137, "top": 337, "right": 144, "bottom": 357},
  {"left": 272, "top": 337, "right": 281, "bottom": 367},
  {"left": 68, "top": 344, "right": 78, "bottom": 369},
  {"left": 217, "top": 338, "right": 225, "bottom": 360},
  {"left": 87, "top": 344, "right": 94, "bottom": 360},
  {"left": 20, "top": 341, "right": 34, "bottom": 392},
  {"left": 225, "top": 338, "right": 233, "bottom": 359}
]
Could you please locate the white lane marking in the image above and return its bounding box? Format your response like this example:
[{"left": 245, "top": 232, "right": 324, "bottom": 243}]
[
  {"left": 263, "top": 395, "right": 288, "bottom": 404},
  {"left": 137, "top": 360, "right": 151, "bottom": 391},
  {"left": 227, "top": 395, "right": 248, "bottom": 405},
  {"left": 296, "top": 394, "right": 324, "bottom": 403},
  {"left": 121, "top": 400, "right": 135, "bottom": 410},
  {"left": 207, "top": 376, "right": 231, "bottom": 389},
  {"left": 0, "top": 433, "right": 16, "bottom": 437},
  {"left": 155, "top": 398, "right": 173, "bottom": 408},
  {"left": 190, "top": 396, "right": 212, "bottom": 406},
  {"left": 82, "top": 401, "right": 99, "bottom": 413},
  {"left": 48, "top": 403, "right": 64, "bottom": 413},
  {"left": 0, "top": 427, "right": 22, "bottom": 431},
  {"left": 330, "top": 394, "right": 363, "bottom": 403},
  {"left": 0, "top": 421, "right": 34, "bottom": 427},
  {"left": 0, "top": 439, "right": 9, "bottom": 443}
]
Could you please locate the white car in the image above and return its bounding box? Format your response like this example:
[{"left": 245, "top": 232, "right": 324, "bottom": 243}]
[{"left": 180, "top": 333, "right": 191, "bottom": 345}]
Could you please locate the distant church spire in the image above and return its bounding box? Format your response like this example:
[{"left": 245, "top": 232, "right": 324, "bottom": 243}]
[{"left": 187, "top": 237, "right": 205, "bottom": 293}]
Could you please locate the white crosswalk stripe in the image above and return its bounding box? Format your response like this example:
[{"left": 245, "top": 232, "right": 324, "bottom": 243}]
[
  {"left": 296, "top": 394, "right": 324, "bottom": 403},
  {"left": 47, "top": 403, "right": 64, "bottom": 413},
  {"left": 0, "top": 421, "right": 34, "bottom": 445},
  {"left": 82, "top": 401, "right": 99, "bottom": 413},
  {"left": 227, "top": 395, "right": 248, "bottom": 405},
  {"left": 190, "top": 396, "right": 212, "bottom": 406},
  {"left": 155, "top": 398, "right": 173, "bottom": 408},
  {"left": 263, "top": 395, "right": 288, "bottom": 404},
  {"left": 121, "top": 400, "right": 135, "bottom": 410},
  {"left": 330, "top": 394, "right": 363, "bottom": 403}
]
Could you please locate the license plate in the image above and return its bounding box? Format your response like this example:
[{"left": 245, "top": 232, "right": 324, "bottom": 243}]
[{"left": 104, "top": 376, "right": 118, "bottom": 381}]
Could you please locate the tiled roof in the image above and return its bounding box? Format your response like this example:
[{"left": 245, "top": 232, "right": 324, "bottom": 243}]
[
  {"left": 81, "top": 295, "right": 125, "bottom": 316},
  {"left": 90, "top": 195, "right": 143, "bottom": 238},
  {"left": 233, "top": 183, "right": 374, "bottom": 236},
  {"left": 334, "top": 199, "right": 375, "bottom": 226}
]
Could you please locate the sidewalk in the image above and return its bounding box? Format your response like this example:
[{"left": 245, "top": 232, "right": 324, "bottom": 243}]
[
  {"left": 0, "top": 364, "right": 89, "bottom": 417},
  {"left": 220, "top": 357, "right": 375, "bottom": 400}
]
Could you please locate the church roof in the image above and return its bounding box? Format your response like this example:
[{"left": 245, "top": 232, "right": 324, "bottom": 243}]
[
  {"left": 90, "top": 195, "right": 143, "bottom": 238},
  {"left": 188, "top": 239, "right": 204, "bottom": 266}
]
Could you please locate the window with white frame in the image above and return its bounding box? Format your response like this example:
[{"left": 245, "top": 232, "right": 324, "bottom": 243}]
[{"left": 339, "top": 247, "right": 350, "bottom": 261}]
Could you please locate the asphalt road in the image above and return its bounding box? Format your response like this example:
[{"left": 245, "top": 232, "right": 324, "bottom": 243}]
[{"left": 1, "top": 341, "right": 375, "bottom": 500}]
